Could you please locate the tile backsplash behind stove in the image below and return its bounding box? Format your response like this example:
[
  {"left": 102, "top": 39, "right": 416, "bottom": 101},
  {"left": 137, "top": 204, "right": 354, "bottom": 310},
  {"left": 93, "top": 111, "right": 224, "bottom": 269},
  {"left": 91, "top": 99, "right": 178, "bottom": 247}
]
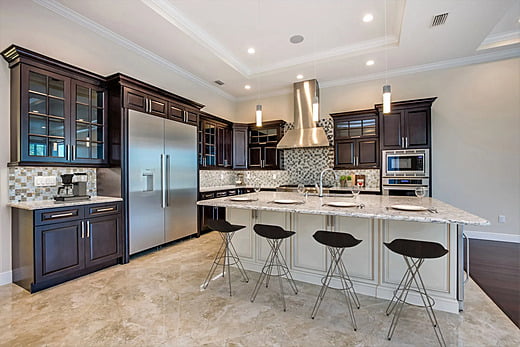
[
  {"left": 8, "top": 167, "right": 97, "bottom": 202},
  {"left": 200, "top": 118, "right": 379, "bottom": 189}
]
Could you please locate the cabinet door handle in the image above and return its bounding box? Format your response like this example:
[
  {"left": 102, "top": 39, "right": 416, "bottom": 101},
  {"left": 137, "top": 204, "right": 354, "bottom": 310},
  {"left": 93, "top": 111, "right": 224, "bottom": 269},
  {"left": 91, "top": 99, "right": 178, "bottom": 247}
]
[
  {"left": 401, "top": 137, "right": 405, "bottom": 148},
  {"left": 96, "top": 207, "right": 115, "bottom": 212},
  {"left": 405, "top": 137, "right": 409, "bottom": 148},
  {"left": 81, "top": 221, "right": 85, "bottom": 238},
  {"left": 50, "top": 212, "right": 74, "bottom": 218},
  {"left": 86, "top": 220, "right": 90, "bottom": 238},
  {"left": 66, "top": 145, "right": 70, "bottom": 161},
  {"left": 72, "top": 145, "right": 75, "bottom": 161}
]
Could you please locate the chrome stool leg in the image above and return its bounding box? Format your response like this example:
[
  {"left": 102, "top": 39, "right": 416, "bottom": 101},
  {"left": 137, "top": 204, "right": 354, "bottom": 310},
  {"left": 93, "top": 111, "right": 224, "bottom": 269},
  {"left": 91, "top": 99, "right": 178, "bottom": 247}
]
[
  {"left": 250, "top": 238, "right": 297, "bottom": 311},
  {"left": 387, "top": 256, "right": 446, "bottom": 347},
  {"left": 311, "top": 246, "right": 359, "bottom": 331},
  {"left": 202, "top": 230, "right": 249, "bottom": 296}
]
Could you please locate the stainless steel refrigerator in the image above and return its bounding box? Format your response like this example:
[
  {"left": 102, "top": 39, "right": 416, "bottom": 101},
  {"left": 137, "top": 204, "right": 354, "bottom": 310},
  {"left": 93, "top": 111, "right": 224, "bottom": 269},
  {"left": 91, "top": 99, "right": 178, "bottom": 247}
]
[{"left": 128, "top": 110, "right": 198, "bottom": 255}]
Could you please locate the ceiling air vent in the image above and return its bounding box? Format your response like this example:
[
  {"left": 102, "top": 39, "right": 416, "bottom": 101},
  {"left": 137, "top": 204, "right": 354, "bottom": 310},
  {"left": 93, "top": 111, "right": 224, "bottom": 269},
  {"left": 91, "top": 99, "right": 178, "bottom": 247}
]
[
  {"left": 214, "top": 80, "right": 225, "bottom": 86},
  {"left": 431, "top": 13, "right": 448, "bottom": 27}
]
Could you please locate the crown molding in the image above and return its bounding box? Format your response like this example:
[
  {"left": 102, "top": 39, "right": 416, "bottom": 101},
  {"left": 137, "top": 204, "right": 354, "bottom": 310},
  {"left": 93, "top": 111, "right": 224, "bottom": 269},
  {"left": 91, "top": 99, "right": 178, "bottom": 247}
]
[
  {"left": 33, "top": 0, "right": 236, "bottom": 101},
  {"left": 143, "top": 0, "right": 401, "bottom": 78},
  {"left": 477, "top": 30, "right": 520, "bottom": 51},
  {"left": 142, "top": 0, "right": 252, "bottom": 76}
]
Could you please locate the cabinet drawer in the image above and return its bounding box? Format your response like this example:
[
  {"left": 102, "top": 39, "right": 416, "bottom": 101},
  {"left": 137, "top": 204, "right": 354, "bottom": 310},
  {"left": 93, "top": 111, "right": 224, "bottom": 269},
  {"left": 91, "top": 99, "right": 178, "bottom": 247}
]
[
  {"left": 35, "top": 207, "right": 84, "bottom": 226},
  {"left": 86, "top": 203, "right": 121, "bottom": 217},
  {"left": 200, "top": 192, "right": 215, "bottom": 200}
]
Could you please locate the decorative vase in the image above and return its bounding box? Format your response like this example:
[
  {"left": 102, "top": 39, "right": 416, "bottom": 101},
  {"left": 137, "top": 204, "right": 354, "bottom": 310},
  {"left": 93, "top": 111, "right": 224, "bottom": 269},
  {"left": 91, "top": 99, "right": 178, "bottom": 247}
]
[
  {"left": 340, "top": 180, "right": 346, "bottom": 187},
  {"left": 346, "top": 180, "right": 353, "bottom": 187}
]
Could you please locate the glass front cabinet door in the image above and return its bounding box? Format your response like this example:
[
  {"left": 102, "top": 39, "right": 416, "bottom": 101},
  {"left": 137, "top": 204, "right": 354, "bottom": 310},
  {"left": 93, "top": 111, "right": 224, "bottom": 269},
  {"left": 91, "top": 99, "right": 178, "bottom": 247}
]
[
  {"left": 21, "top": 65, "right": 107, "bottom": 165},
  {"left": 25, "top": 68, "right": 70, "bottom": 163}
]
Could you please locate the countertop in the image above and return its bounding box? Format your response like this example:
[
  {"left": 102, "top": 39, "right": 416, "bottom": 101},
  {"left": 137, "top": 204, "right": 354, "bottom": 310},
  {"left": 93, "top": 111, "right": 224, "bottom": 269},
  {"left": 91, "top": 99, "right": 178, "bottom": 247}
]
[
  {"left": 197, "top": 191, "right": 489, "bottom": 226},
  {"left": 8, "top": 196, "right": 123, "bottom": 211}
]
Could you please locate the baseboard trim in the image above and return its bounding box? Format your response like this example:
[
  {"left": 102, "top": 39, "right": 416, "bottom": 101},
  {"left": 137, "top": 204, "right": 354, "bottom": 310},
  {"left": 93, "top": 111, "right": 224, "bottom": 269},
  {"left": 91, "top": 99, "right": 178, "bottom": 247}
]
[
  {"left": 464, "top": 230, "right": 520, "bottom": 244},
  {"left": 0, "top": 270, "right": 12, "bottom": 286}
]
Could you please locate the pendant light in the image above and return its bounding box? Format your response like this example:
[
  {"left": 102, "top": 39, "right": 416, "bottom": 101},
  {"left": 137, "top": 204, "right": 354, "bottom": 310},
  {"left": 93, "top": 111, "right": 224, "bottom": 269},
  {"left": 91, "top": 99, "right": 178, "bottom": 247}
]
[
  {"left": 382, "top": 0, "right": 391, "bottom": 113},
  {"left": 256, "top": 104, "right": 262, "bottom": 127}
]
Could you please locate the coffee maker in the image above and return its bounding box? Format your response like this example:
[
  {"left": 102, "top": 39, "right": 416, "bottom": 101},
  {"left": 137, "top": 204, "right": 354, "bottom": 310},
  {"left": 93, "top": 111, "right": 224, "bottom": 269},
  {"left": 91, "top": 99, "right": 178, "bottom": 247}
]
[{"left": 54, "top": 173, "right": 90, "bottom": 201}]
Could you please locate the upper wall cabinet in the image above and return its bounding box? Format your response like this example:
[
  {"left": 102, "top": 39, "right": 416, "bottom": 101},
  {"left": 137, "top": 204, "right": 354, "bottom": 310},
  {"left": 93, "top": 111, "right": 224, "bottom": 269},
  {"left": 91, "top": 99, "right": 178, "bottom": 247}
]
[
  {"left": 2, "top": 45, "right": 108, "bottom": 166},
  {"left": 198, "top": 113, "right": 232, "bottom": 169},
  {"left": 331, "top": 109, "right": 379, "bottom": 169},
  {"left": 248, "top": 120, "right": 285, "bottom": 170},
  {"left": 106, "top": 73, "right": 204, "bottom": 165},
  {"left": 376, "top": 98, "right": 436, "bottom": 150}
]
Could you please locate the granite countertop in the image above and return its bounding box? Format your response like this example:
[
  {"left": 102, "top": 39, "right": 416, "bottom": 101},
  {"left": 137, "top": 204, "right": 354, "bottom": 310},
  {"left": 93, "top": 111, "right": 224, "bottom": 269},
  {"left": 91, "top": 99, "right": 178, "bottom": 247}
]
[
  {"left": 8, "top": 196, "right": 123, "bottom": 211},
  {"left": 197, "top": 191, "right": 489, "bottom": 226}
]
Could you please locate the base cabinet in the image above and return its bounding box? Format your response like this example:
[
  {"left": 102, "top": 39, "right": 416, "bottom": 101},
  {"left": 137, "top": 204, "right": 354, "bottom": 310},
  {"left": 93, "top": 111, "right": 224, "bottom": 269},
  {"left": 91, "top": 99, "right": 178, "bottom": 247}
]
[{"left": 12, "top": 201, "right": 122, "bottom": 293}]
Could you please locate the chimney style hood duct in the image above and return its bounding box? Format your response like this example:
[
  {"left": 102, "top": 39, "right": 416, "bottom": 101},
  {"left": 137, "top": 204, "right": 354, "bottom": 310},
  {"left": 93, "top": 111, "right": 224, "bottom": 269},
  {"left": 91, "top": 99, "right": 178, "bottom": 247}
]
[{"left": 277, "top": 79, "right": 329, "bottom": 149}]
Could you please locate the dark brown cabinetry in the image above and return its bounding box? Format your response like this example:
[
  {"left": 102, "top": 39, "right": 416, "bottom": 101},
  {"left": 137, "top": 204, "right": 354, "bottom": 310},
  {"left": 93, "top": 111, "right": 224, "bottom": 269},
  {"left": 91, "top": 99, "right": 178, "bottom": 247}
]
[
  {"left": 123, "top": 87, "right": 168, "bottom": 117},
  {"left": 232, "top": 124, "right": 248, "bottom": 169},
  {"left": 199, "top": 113, "right": 232, "bottom": 168},
  {"left": 2, "top": 45, "right": 108, "bottom": 166},
  {"left": 331, "top": 110, "right": 379, "bottom": 169},
  {"left": 12, "top": 201, "right": 122, "bottom": 292},
  {"left": 376, "top": 98, "right": 436, "bottom": 150},
  {"left": 248, "top": 121, "right": 284, "bottom": 169}
]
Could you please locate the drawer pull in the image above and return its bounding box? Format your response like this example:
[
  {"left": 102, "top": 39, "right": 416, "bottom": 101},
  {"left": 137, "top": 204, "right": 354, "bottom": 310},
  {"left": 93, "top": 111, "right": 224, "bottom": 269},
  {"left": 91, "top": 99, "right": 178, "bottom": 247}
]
[
  {"left": 95, "top": 207, "right": 115, "bottom": 212},
  {"left": 50, "top": 212, "right": 74, "bottom": 218}
]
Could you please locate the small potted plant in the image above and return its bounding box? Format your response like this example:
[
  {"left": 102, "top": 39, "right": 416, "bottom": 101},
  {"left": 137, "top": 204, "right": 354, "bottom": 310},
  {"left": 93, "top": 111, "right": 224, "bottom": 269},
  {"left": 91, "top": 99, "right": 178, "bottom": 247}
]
[
  {"left": 339, "top": 175, "right": 347, "bottom": 187},
  {"left": 346, "top": 175, "right": 353, "bottom": 187}
]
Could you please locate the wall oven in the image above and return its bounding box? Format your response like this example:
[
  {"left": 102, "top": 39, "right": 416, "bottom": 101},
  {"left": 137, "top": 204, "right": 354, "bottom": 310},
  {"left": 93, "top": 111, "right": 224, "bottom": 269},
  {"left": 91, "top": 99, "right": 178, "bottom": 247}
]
[
  {"left": 382, "top": 149, "right": 430, "bottom": 196},
  {"left": 382, "top": 149, "right": 429, "bottom": 177}
]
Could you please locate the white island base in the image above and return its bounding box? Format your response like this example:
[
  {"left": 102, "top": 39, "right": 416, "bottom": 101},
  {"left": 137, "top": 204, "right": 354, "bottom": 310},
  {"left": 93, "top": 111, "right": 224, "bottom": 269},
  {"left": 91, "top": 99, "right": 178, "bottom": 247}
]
[{"left": 227, "top": 208, "right": 459, "bottom": 314}]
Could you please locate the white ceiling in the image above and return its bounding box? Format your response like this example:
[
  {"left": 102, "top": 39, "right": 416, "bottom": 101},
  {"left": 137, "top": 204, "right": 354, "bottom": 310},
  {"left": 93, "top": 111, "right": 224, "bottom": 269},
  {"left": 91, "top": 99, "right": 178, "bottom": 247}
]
[{"left": 34, "top": 0, "right": 520, "bottom": 99}]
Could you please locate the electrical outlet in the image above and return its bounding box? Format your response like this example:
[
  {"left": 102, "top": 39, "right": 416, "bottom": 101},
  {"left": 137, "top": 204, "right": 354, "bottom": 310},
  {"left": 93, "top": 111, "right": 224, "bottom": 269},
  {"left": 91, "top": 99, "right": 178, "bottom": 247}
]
[
  {"left": 34, "top": 176, "right": 57, "bottom": 187},
  {"left": 273, "top": 174, "right": 277, "bottom": 179},
  {"left": 498, "top": 215, "right": 506, "bottom": 224}
]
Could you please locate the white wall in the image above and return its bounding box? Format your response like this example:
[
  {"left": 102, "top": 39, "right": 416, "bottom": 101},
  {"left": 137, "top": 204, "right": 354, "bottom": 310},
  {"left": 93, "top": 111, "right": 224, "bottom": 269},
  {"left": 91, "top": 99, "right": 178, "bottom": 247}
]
[
  {"left": 236, "top": 58, "right": 520, "bottom": 237},
  {"left": 0, "top": 0, "right": 235, "bottom": 280}
]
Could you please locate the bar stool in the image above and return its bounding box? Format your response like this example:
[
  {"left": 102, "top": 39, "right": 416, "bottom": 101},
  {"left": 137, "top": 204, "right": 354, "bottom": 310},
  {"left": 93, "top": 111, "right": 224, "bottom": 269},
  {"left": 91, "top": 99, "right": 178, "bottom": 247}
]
[
  {"left": 202, "top": 219, "right": 249, "bottom": 296},
  {"left": 250, "top": 224, "right": 298, "bottom": 311},
  {"left": 311, "top": 230, "right": 362, "bottom": 331},
  {"left": 384, "top": 238, "right": 448, "bottom": 346}
]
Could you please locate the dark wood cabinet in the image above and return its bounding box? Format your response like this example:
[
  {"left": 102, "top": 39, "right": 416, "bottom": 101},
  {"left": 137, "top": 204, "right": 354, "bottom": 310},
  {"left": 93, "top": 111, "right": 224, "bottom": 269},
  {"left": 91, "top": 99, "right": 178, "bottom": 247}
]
[
  {"left": 2, "top": 46, "right": 108, "bottom": 166},
  {"left": 233, "top": 124, "right": 248, "bottom": 169},
  {"left": 168, "top": 102, "right": 198, "bottom": 126},
  {"left": 331, "top": 109, "right": 379, "bottom": 169},
  {"left": 376, "top": 98, "right": 436, "bottom": 150},
  {"left": 248, "top": 120, "right": 284, "bottom": 169},
  {"left": 199, "top": 113, "right": 232, "bottom": 169},
  {"left": 123, "top": 87, "right": 168, "bottom": 117},
  {"left": 12, "top": 201, "right": 122, "bottom": 292}
]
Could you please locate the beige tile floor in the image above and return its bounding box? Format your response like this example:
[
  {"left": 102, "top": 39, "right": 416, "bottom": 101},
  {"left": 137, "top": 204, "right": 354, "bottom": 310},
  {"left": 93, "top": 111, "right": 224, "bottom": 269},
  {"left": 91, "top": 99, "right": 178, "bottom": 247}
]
[{"left": 0, "top": 231, "right": 518, "bottom": 346}]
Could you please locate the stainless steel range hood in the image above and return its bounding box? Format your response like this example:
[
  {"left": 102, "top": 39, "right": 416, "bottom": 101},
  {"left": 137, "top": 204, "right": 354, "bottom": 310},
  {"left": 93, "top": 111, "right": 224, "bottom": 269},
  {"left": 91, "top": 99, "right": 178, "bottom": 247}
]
[{"left": 277, "top": 79, "right": 329, "bottom": 149}]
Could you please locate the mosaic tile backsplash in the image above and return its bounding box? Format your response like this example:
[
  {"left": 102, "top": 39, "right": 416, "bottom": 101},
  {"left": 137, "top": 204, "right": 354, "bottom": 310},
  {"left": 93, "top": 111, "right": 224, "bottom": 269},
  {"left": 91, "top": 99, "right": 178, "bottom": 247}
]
[
  {"left": 9, "top": 167, "right": 97, "bottom": 202},
  {"left": 200, "top": 117, "right": 379, "bottom": 189}
]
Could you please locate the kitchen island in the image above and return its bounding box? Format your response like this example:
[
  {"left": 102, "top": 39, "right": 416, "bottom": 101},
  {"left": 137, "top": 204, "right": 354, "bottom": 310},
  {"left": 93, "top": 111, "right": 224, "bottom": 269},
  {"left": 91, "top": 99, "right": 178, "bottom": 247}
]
[{"left": 197, "top": 192, "right": 488, "bottom": 313}]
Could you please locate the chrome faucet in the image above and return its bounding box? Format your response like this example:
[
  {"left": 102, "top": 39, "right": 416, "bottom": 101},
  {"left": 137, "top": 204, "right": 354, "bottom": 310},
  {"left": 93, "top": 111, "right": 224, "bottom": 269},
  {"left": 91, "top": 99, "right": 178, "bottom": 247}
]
[{"left": 319, "top": 168, "right": 338, "bottom": 197}]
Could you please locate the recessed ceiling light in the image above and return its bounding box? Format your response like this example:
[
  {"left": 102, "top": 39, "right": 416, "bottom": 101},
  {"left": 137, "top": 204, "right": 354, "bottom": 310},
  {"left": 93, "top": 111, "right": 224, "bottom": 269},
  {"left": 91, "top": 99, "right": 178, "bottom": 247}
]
[
  {"left": 247, "top": 47, "right": 255, "bottom": 54},
  {"left": 289, "top": 35, "right": 304, "bottom": 44},
  {"left": 296, "top": 74, "right": 304, "bottom": 80},
  {"left": 366, "top": 60, "right": 375, "bottom": 66},
  {"left": 244, "top": 85, "right": 251, "bottom": 90},
  {"left": 363, "top": 13, "right": 374, "bottom": 23}
]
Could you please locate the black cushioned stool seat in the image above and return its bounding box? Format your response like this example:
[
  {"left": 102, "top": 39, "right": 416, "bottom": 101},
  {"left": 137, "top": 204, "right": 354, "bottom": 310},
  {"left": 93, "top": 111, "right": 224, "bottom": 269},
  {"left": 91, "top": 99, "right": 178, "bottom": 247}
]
[
  {"left": 384, "top": 238, "right": 449, "bottom": 346},
  {"left": 311, "top": 230, "right": 362, "bottom": 331},
  {"left": 250, "top": 224, "right": 298, "bottom": 311},
  {"left": 202, "top": 219, "right": 249, "bottom": 296}
]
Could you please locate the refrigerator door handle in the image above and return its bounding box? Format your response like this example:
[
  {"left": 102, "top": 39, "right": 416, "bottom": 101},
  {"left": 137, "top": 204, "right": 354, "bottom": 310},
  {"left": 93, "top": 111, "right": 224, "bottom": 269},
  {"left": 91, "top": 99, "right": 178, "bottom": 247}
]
[
  {"left": 161, "top": 153, "right": 166, "bottom": 208},
  {"left": 166, "top": 154, "right": 170, "bottom": 207}
]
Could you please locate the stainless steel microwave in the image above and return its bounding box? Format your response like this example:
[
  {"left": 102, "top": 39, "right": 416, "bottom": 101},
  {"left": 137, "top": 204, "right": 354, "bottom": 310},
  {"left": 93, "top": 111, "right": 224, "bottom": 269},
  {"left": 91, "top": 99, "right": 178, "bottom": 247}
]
[{"left": 382, "top": 149, "right": 429, "bottom": 177}]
